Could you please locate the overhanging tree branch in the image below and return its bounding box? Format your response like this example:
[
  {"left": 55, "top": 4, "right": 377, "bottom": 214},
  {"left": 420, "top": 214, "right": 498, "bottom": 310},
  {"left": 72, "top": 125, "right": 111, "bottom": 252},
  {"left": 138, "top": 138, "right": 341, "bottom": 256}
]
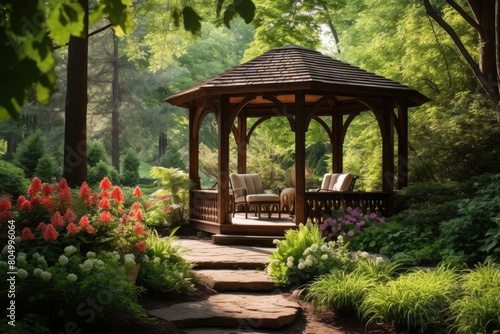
[
  {"left": 422, "top": 0, "right": 498, "bottom": 102},
  {"left": 445, "top": 0, "right": 480, "bottom": 30}
]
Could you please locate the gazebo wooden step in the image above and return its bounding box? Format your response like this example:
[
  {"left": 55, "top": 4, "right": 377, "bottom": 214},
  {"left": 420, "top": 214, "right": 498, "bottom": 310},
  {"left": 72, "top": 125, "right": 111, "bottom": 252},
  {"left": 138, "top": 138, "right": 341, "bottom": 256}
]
[{"left": 212, "top": 234, "right": 284, "bottom": 247}]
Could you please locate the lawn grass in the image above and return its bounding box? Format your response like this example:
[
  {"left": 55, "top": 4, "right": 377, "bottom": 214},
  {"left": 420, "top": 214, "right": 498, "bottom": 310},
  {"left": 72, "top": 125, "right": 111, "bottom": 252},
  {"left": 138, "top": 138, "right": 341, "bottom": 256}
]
[{"left": 139, "top": 162, "right": 154, "bottom": 178}]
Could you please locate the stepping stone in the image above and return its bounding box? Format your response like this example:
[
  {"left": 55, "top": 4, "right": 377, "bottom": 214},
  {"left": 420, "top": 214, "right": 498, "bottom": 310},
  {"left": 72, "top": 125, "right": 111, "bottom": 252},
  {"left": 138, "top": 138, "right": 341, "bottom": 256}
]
[
  {"left": 148, "top": 293, "right": 300, "bottom": 329},
  {"left": 195, "top": 269, "right": 276, "bottom": 292}
]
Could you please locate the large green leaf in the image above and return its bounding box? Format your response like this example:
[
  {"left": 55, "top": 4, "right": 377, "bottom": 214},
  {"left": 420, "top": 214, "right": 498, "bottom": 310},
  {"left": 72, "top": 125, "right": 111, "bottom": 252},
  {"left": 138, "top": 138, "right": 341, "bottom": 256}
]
[
  {"left": 183, "top": 7, "right": 202, "bottom": 35},
  {"left": 234, "top": 0, "right": 255, "bottom": 24},
  {"left": 47, "top": 1, "right": 85, "bottom": 46},
  {"left": 101, "top": 0, "right": 136, "bottom": 36}
]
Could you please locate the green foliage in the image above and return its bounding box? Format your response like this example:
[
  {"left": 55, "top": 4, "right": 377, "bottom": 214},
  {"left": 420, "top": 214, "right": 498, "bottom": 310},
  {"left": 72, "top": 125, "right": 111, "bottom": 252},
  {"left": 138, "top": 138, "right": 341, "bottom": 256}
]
[
  {"left": 306, "top": 257, "right": 399, "bottom": 316},
  {"left": 160, "top": 146, "right": 185, "bottom": 170},
  {"left": 0, "top": 251, "right": 148, "bottom": 331},
  {"left": 121, "top": 150, "right": 140, "bottom": 186},
  {"left": 13, "top": 130, "right": 46, "bottom": 178},
  {"left": 349, "top": 220, "right": 441, "bottom": 266},
  {"left": 88, "top": 160, "right": 112, "bottom": 187},
  {"left": 34, "top": 154, "right": 54, "bottom": 183},
  {"left": 138, "top": 229, "right": 195, "bottom": 293},
  {"left": 87, "top": 140, "right": 108, "bottom": 167},
  {"left": 450, "top": 262, "right": 500, "bottom": 334},
  {"left": 360, "top": 265, "right": 460, "bottom": 333},
  {"left": 0, "top": 160, "right": 27, "bottom": 198},
  {"left": 268, "top": 222, "right": 353, "bottom": 287},
  {"left": 149, "top": 167, "right": 193, "bottom": 223},
  {"left": 440, "top": 175, "right": 500, "bottom": 265}
]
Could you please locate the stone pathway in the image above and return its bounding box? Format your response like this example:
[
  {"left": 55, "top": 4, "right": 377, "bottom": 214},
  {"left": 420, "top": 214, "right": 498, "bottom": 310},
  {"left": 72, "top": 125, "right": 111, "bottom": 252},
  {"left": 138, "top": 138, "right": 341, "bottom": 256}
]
[{"left": 147, "top": 239, "right": 302, "bottom": 333}]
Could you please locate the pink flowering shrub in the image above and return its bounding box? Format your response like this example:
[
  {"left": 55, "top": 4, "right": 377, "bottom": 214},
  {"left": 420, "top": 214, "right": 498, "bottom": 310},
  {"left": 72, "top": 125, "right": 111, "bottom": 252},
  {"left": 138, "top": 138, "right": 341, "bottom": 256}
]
[{"left": 319, "top": 207, "right": 385, "bottom": 241}]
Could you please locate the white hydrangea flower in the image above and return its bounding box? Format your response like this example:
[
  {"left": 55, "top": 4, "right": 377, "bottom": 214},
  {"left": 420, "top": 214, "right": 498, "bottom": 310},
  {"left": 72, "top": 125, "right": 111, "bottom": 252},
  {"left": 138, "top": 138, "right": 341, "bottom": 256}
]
[
  {"left": 337, "top": 235, "right": 343, "bottom": 242},
  {"left": 67, "top": 273, "right": 78, "bottom": 282},
  {"left": 64, "top": 246, "right": 77, "bottom": 256},
  {"left": 320, "top": 244, "right": 329, "bottom": 252},
  {"left": 17, "top": 268, "right": 28, "bottom": 280},
  {"left": 86, "top": 251, "right": 96, "bottom": 259},
  {"left": 17, "top": 255, "right": 27, "bottom": 265},
  {"left": 306, "top": 255, "right": 314, "bottom": 261},
  {"left": 95, "top": 260, "right": 105, "bottom": 271},
  {"left": 14, "top": 236, "right": 21, "bottom": 244},
  {"left": 272, "top": 239, "right": 281, "bottom": 245},
  {"left": 328, "top": 241, "right": 336, "bottom": 247},
  {"left": 58, "top": 255, "right": 69, "bottom": 266},
  {"left": 286, "top": 261, "right": 294, "bottom": 268},
  {"left": 297, "top": 263, "right": 305, "bottom": 270},
  {"left": 32, "top": 252, "right": 41, "bottom": 259},
  {"left": 33, "top": 268, "right": 43, "bottom": 277},
  {"left": 304, "top": 259, "right": 313, "bottom": 267},
  {"left": 287, "top": 256, "right": 294, "bottom": 263},
  {"left": 37, "top": 256, "right": 47, "bottom": 266},
  {"left": 40, "top": 271, "right": 52, "bottom": 282},
  {"left": 303, "top": 248, "right": 310, "bottom": 255},
  {"left": 321, "top": 254, "right": 328, "bottom": 260},
  {"left": 311, "top": 244, "right": 318, "bottom": 251},
  {"left": 376, "top": 256, "right": 385, "bottom": 264},
  {"left": 124, "top": 256, "right": 136, "bottom": 269},
  {"left": 79, "top": 259, "right": 94, "bottom": 272},
  {"left": 360, "top": 251, "right": 370, "bottom": 259}
]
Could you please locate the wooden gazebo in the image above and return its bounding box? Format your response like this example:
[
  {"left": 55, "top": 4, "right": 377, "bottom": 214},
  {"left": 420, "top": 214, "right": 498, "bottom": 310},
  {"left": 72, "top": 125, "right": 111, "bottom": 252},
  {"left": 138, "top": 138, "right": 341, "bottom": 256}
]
[{"left": 165, "top": 45, "right": 428, "bottom": 236}]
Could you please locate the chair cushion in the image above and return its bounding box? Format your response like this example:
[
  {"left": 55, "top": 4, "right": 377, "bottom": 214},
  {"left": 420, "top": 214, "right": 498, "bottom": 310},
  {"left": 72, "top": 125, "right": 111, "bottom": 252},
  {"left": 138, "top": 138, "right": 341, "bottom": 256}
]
[
  {"left": 320, "top": 173, "right": 332, "bottom": 189},
  {"left": 328, "top": 173, "right": 341, "bottom": 190},
  {"left": 246, "top": 193, "right": 280, "bottom": 203},
  {"left": 333, "top": 173, "right": 354, "bottom": 191}
]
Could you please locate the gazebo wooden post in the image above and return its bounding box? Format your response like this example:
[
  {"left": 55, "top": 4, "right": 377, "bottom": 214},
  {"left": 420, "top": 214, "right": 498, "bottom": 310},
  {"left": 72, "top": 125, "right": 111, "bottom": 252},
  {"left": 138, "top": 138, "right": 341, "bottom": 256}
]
[
  {"left": 217, "top": 96, "right": 231, "bottom": 224},
  {"left": 332, "top": 112, "right": 343, "bottom": 173},
  {"left": 397, "top": 101, "right": 409, "bottom": 190},
  {"left": 294, "top": 92, "right": 307, "bottom": 225},
  {"left": 381, "top": 99, "right": 395, "bottom": 193},
  {"left": 237, "top": 113, "right": 247, "bottom": 174},
  {"left": 188, "top": 106, "right": 200, "bottom": 189}
]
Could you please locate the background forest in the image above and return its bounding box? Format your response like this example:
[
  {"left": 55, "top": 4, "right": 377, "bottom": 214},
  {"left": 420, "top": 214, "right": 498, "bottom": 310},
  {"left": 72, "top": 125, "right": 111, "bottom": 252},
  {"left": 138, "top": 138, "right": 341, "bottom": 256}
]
[{"left": 1, "top": 0, "right": 499, "bottom": 190}]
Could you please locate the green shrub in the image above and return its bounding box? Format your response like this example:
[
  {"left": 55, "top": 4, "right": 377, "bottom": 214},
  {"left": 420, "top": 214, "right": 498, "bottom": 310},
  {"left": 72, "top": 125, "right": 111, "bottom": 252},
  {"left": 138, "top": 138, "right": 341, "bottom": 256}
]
[
  {"left": 138, "top": 229, "right": 195, "bottom": 293},
  {"left": 12, "top": 130, "right": 46, "bottom": 178},
  {"left": 87, "top": 140, "right": 108, "bottom": 167},
  {"left": 306, "top": 257, "right": 399, "bottom": 316},
  {"left": 121, "top": 150, "right": 140, "bottom": 186},
  {"left": 159, "top": 145, "right": 185, "bottom": 170},
  {"left": 268, "top": 222, "right": 353, "bottom": 288},
  {"left": 34, "top": 154, "right": 54, "bottom": 183},
  {"left": 88, "top": 160, "right": 111, "bottom": 186},
  {"left": 394, "top": 181, "right": 461, "bottom": 213},
  {"left": 450, "top": 262, "right": 500, "bottom": 333},
  {"left": 360, "top": 265, "right": 460, "bottom": 333},
  {"left": 440, "top": 175, "right": 500, "bottom": 264},
  {"left": 0, "top": 160, "right": 27, "bottom": 198}
]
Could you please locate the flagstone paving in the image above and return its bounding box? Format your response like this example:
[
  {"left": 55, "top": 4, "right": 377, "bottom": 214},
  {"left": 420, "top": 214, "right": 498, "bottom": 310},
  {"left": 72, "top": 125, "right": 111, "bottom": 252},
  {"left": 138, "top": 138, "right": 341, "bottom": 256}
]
[{"left": 147, "top": 239, "right": 302, "bottom": 331}]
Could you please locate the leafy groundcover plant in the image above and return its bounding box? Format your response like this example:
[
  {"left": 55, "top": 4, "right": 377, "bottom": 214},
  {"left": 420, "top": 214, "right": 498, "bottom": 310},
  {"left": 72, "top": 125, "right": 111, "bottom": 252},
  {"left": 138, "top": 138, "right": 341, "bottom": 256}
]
[
  {"left": 360, "top": 265, "right": 460, "bottom": 333},
  {"left": 268, "top": 221, "right": 353, "bottom": 288}
]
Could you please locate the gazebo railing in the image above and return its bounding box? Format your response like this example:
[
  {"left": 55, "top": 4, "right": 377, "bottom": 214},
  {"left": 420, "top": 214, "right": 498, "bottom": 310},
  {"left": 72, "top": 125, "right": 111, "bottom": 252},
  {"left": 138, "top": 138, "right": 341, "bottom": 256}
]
[
  {"left": 190, "top": 189, "right": 393, "bottom": 225},
  {"left": 305, "top": 191, "right": 393, "bottom": 223},
  {"left": 190, "top": 189, "right": 218, "bottom": 223}
]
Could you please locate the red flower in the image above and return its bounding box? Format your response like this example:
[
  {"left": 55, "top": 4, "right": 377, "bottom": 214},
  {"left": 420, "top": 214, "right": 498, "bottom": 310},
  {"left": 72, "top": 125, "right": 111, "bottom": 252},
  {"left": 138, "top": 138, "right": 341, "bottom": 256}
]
[
  {"left": 30, "top": 196, "right": 42, "bottom": 208},
  {"left": 0, "top": 198, "right": 11, "bottom": 211},
  {"left": 66, "top": 222, "right": 79, "bottom": 234},
  {"left": 84, "top": 197, "right": 93, "bottom": 206},
  {"left": 133, "top": 222, "right": 145, "bottom": 237},
  {"left": 50, "top": 212, "right": 65, "bottom": 227},
  {"left": 99, "top": 211, "right": 113, "bottom": 224},
  {"left": 133, "top": 186, "right": 143, "bottom": 197},
  {"left": 0, "top": 211, "right": 14, "bottom": 224},
  {"left": 28, "top": 177, "right": 42, "bottom": 196},
  {"left": 19, "top": 200, "right": 32, "bottom": 211},
  {"left": 100, "top": 189, "right": 110, "bottom": 198},
  {"left": 56, "top": 178, "right": 69, "bottom": 192},
  {"left": 131, "top": 202, "right": 142, "bottom": 212},
  {"left": 21, "top": 227, "right": 35, "bottom": 240},
  {"left": 16, "top": 196, "right": 26, "bottom": 207},
  {"left": 145, "top": 203, "right": 151, "bottom": 210},
  {"left": 99, "top": 177, "right": 112, "bottom": 190},
  {"left": 135, "top": 241, "right": 146, "bottom": 253},
  {"left": 79, "top": 181, "right": 91, "bottom": 198},
  {"left": 134, "top": 210, "right": 144, "bottom": 221},
  {"left": 58, "top": 187, "right": 73, "bottom": 203},
  {"left": 63, "top": 208, "right": 76, "bottom": 222},
  {"left": 98, "top": 197, "right": 111, "bottom": 210},
  {"left": 111, "top": 186, "right": 125, "bottom": 203},
  {"left": 37, "top": 222, "right": 47, "bottom": 232},
  {"left": 92, "top": 193, "right": 99, "bottom": 202},
  {"left": 43, "top": 224, "right": 59, "bottom": 241},
  {"left": 41, "top": 183, "right": 53, "bottom": 197},
  {"left": 120, "top": 214, "right": 129, "bottom": 225},
  {"left": 79, "top": 216, "right": 90, "bottom": 229},
  {"left": 86, "top": 224, "right": 95, "bottom": 234}
]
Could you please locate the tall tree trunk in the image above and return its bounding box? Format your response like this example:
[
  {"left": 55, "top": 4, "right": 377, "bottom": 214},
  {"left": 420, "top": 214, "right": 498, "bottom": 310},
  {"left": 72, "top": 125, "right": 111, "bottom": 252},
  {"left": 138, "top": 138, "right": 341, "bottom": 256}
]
[
  {"left": 63, "top": 0, "right": 88, "bottom": 187},
  {"left": 112, "top": 32, "right": 120, "bottom": 171}
]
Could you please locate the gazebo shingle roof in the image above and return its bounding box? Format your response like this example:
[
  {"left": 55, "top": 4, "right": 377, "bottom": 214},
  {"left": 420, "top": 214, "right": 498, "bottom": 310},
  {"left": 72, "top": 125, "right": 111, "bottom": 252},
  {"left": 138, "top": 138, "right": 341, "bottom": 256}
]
[{"left": 166, "top": 45, "right": 428, "bottom": 108}]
